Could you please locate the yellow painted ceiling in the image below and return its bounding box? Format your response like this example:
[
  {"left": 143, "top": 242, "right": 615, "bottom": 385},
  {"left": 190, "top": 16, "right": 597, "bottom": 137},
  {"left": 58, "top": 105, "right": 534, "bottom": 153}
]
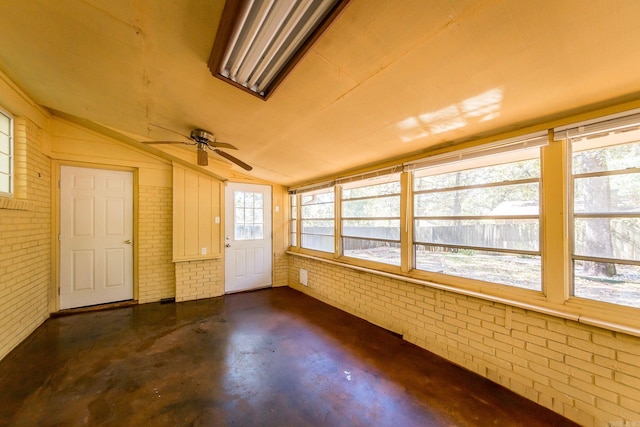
[{"left": 1, "top": 0, "right": 639, "bottom": 186}]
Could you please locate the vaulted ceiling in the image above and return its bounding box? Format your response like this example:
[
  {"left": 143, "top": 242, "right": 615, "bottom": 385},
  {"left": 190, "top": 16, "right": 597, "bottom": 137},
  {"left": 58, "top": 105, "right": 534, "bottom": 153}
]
[{"left": 1, "top": 0, "right": 639, "bottom": 186}]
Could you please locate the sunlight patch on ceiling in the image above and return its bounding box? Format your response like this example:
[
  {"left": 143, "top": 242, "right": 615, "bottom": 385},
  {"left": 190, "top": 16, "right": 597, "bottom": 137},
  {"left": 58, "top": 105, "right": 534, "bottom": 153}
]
[{"left": 397, "top": 88, "right": 503, "bottom": 143}]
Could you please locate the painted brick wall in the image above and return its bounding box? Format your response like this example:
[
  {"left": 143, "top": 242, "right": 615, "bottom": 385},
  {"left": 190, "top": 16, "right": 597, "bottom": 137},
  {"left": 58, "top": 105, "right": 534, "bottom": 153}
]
[
  {"left": 273, "top": 249, "right": 288, "bottom": 287},
  {"left": 288, "top": 255, "right": 640, "bottom": 427},
  {"left": 175, "top": 259, "right": 223, "bottom": 302},
  {"left": 137, "top": 185, "right": 175, "bottom": 303},
  {"left": 0, "top": 119, "right": 50, "bottom": 360}
]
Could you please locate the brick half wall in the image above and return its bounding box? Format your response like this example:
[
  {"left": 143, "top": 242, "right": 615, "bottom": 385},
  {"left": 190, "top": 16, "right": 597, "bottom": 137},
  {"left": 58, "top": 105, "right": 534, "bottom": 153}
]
[
  {"left": 175, "top": 259, "right": 224, "bottom": 302},
  {"left": 288, "top": 254, "right": 640, "bottom": 427}
]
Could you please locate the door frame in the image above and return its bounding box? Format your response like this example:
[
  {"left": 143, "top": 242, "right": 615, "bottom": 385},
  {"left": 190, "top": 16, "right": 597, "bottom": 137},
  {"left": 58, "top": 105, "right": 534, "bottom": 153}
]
[
  {"left": 51, "top": 161, "right": 138, "bottom": 312},
  {"left": 224, "top": 182, "right": 273, "bottom": 294}
]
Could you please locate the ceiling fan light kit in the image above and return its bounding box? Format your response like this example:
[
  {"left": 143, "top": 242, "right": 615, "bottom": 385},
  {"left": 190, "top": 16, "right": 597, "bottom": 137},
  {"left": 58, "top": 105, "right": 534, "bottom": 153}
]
[{"left": 197, "top": 146, "right": 208, "bottom": 166}]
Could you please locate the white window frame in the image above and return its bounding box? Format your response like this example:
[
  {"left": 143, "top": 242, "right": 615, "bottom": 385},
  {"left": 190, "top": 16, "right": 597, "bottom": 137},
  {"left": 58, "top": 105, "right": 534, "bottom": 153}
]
[
  {"left": 289, "top": 193, "right": 297, "bottom": 247},
  {"left": 0, "top": 107, "right": 13, "bottom": 198},
  {"left": 410, "top": 135, "right": 546, "bottom": 291},
  {"left": 299, "top": 187, "right": 335, "bottom": 253},
  {"left": 340, "top": 174, "right": 402, "bottom": 266},
  {"left": 559, "top": 110, "right": 640, "bottom": 309}
]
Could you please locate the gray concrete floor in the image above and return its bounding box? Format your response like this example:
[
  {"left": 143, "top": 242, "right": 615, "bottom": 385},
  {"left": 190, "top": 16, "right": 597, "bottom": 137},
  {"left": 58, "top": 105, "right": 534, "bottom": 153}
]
[{"left": 0, "top": 287, "right": 578, "bottom": 426}]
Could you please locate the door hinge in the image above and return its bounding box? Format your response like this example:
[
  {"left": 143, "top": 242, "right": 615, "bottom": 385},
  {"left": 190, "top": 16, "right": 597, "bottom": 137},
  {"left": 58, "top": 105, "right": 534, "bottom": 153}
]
[
  {"left": 58, "top": 234, "right": 61, "bottom": 241},
  {"left": 58, "top": 287, "right": 60, "bottom": 295},
  {"left": 58, "top": 180, "right": 60, "bottom": 188}
]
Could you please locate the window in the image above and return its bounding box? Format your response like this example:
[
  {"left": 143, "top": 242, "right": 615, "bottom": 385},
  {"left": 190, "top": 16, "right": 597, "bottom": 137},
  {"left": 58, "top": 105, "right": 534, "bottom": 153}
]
[
  {"left": 0, "top": 108, "right": 13, "bottom": 196},
  {"left": 300, "top": 188, "right": 334, "bottom": 252},
  {"left": 290, "top": 194, "right": 297, "bottom": 246},
  {"left": 341, "top": 174, "right": 401, "bottom": 265},
  {"left": 567, "top": 113, "right": 640, "bottom": 308},
  {"left": 234, "top": 191, "right": 264, "bottom": 240},
  {"left": 412, "top": 141, "right": 543, "bottom": 290}
]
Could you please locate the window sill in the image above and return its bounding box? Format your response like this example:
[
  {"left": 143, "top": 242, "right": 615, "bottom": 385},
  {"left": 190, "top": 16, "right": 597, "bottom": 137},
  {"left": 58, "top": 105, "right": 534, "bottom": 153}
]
[
  {"left": 286, "top": 250, "right": 640, "bottom": 338},
  {"left": 0, "top": 197, "right": 35, "bottom": 211}
]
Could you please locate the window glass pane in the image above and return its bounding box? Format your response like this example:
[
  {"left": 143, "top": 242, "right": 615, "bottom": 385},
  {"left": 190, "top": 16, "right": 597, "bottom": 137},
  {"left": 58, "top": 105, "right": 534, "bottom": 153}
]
[
  {"left": 245, "top": 192, "right": 254, "bottom": 208},
  {"left": 300, "top": 189, "right": 334, "bottom": 252},
  {"left": 340, "top": 177, "right": 401, "bottom": 264},
  {"left": 342, "top": 195, "right": 400, "bottom": 218},
  {"left": 235, "top": 191, "right": 245, "bottom": 207},
  {"left": 343, "top": 239, "right": 401, "bottom": 265},
  {"left": 254, "top": 193, "right": 263, "bottom": 208},
  {"left": 254, "top": 208, "right": 263, "bottom": 223},
  {"left": 235, "top": 207, "right": 245, "bottom": 223},
  {"left": 301, "top": 219, "right": 334, "bottom": 235},
  {"left": 343, "top": 219, "right": 400, "bottom": 240},
  {"left": 302, "top": 203, "right": 334, "bottom": 218},
  {"left": 574, "top": 174, "right": 640, "bottom": 213},
  {"left": 343, "top": 181, "right": 400, "bottom": 198},
  {"left": 414, "top": 158, "right": 539, "bottom": 191},
  {"left": 0, "top": 112, "right": 9, "bottom": 134},
  {"left": 0, "top": 155, "right": 9, "bottom": 174},
  {"left": 234, "top": 191, "right": 264, "bottom": 240},
  {"left": 302, "top": 192, "right": 334, "bottom": 205},
  {"left": 244, "top": 208, "right": 254, "bottom": 223},
  {"left": 0, "top": 173, "right": 8, "bottom": 191},
  {"left": 573, "top": 261, "right": 640, "bottom": 308},
  {"left": 573, "top": 139, "right": 640, "bottom": 174},
  {"left": 290, "top": 195, "right": 297, "bottom": 219},
  {"left": 252, "top": 224, "right": 264, "bottom": 240},
  {"left": 571, "top": 121, "right": 640, "bottom": 306},
  {"left": 574, "top": 218, "right": 640, "bottom": 261},
  {"left": 301, "top": 234, "right": 333, "bottom": 252},
  {"left": 235, "top": 224, "right": 247, "bottom": 240},
  {"left": 415, "top": 182, "right": 539, "bottom": 217},
  {"left": 415, "top": 219, "right": 539, "bottom": 252},
  {"left": 0, "top": 110, "right": 11, "bottom": 195},
  {"left": 413, "top": 146, "right": 541, "bottom": 290},
  {"left": 0, "top": 133, "right": 10, "bottom": 155},
  {"left": 415, "top": 244, "right": 541, "bottom": 290},
  {"left": 290, "top": 194, "right": 297, "bottom": 246}
]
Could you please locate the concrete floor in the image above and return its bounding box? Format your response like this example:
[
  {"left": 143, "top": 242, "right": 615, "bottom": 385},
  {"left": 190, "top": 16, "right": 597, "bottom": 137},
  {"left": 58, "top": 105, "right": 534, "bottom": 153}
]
[{"left": 0, "top": 287, "right": 578, "bottom": 426}]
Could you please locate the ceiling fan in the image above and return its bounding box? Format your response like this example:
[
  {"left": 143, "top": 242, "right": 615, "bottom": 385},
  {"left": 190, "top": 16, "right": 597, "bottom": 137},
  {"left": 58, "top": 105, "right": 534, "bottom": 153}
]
[{"left": 143, "top": 128, "right": 252, "bottom": 171}]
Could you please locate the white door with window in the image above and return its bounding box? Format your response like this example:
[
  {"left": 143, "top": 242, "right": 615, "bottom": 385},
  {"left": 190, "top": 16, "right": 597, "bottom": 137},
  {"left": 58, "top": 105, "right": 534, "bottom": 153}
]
[
  {"left": 59, "top": 166, "right": 134, "bottom": 309},
  {"left": 225, "top": 183, "right": 272, "bottom": 293}
]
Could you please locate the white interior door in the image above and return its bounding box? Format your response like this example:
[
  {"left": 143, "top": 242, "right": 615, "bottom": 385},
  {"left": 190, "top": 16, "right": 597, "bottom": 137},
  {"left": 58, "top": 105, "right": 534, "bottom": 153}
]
[
  {"left": 225, "top": 183, "right": 272, "bottom": 293},
  {"left": 59, "top": 166, "right": 134, "bottom": 309}
]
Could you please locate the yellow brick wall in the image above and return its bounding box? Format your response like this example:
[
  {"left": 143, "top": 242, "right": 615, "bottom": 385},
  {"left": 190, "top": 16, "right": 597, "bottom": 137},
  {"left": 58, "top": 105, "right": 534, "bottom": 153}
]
[
  {"left": 288, "top": 255, "right": 640, "bottom": 427},
  {"left": 175, "top": 259, "right": 223, "bottom": 302},
  {"left": 272, "top": 185, "right": 288, "bottom": 287},
  {"left": 273, "top": 250, "right": 288, "bottom": 287},
  {"left": 137, "top": 185, "right": 175, "bottom": 303},
  {"left": 0, "top": 119, "right": 50, "bottom": 360}
]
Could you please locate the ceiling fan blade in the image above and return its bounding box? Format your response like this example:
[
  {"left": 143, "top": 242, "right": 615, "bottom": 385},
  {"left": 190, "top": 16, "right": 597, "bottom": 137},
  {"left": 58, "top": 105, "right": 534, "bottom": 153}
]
[
  {"left": 210, "top": 142, "right": 238, "bottom": 150},
  {"left": 148, "top": 123, "right": 191, "bottom": 140},
  {"left": 197, "top": 149, "right": 208, "bottom": 166},
  {"left": 213, "top": 149, "right": 253, "bottom": 171}
]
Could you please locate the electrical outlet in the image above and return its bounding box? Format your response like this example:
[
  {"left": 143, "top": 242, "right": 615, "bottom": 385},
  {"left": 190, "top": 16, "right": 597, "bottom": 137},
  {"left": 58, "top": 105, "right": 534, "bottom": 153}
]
[
  {"left": 299, "top": 269, "right": 308, "bottom": 286},
  {"left": 201, "top": 247, "right": 207, "bottom": 255}
]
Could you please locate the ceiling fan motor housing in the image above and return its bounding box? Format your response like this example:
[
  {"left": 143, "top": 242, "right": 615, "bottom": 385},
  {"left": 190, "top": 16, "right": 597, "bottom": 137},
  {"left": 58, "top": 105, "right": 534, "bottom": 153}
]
[{"left": 190, "top": 129, "right": 214, "bottom": 143}]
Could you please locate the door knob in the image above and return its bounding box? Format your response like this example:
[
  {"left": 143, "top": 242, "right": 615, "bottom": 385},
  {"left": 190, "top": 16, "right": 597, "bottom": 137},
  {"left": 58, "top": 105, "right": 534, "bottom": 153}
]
[
  {"left": 225, "top": 244, "right": 231, "bottom": 248},
  {"left": 125, "top": 240, "right": 132, "bottom": 244}
]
